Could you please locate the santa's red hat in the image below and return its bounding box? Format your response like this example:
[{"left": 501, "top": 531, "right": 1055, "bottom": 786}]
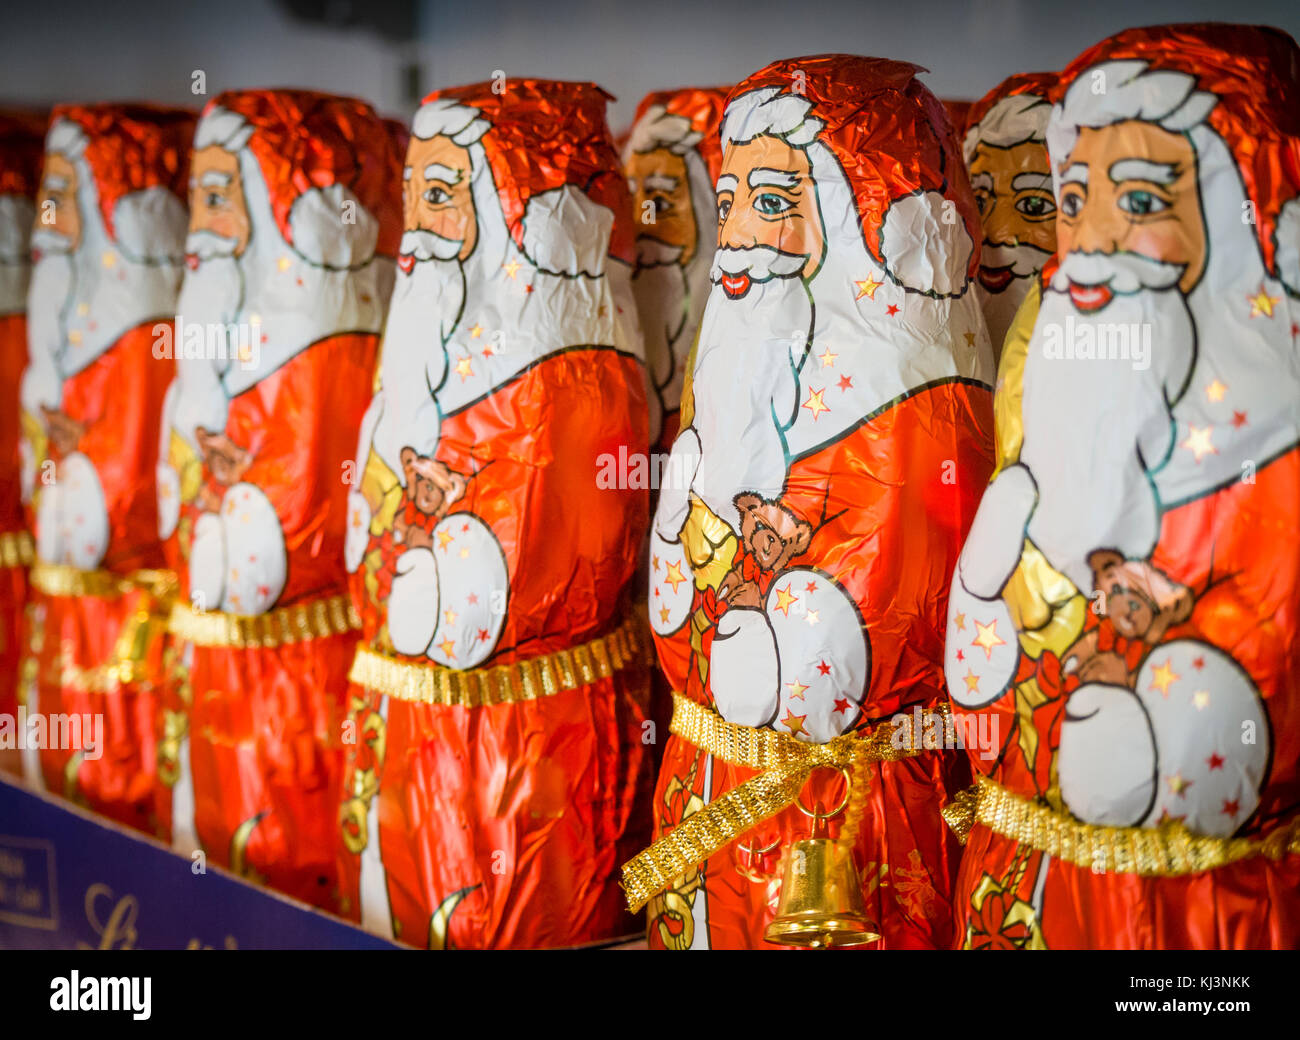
[
  {"left": 628, "top": 86, "right": 730, "bottom": 183},
  {"left": 0, "top": 109, "right": 47, "bottom": 200},
  {"left": 724, "top": 55, "right": 981, "bottom": 297},
  {"left": 46, "top": 103, "right": 194, "bottom": 262},
  {"left": 412, "top": 79, "right": 634, "bottom": 268},
  {"left": 1050, "top": 24, "right": 1300, "bottom": 293},
  {"left": 196, "top": 90, "right": 404, "bottom": 266}
]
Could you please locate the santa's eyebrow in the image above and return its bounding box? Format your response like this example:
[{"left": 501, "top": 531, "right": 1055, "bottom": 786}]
[
  {"left": 403, "top": 166, "right": 413, "bottom": 180},
  {"left": 424, "top": 163, "right": 462, "bottom": 184},
  {"left": 1109, "top": 159, "right": 1177, "bottom": 185},
  {"left": 715, "top": 173, "right": 739, "bottom": 193},
  {"left": 1059, "top": 163, "right": 1088, "bottom": 186},
  {"left": 748, "top": 167, "right": 799, "bottom": 189},
  {"left": 645, "top": 173, "right": 679, "bottom": 192},
  {"left": 42, "top": 174, "right": 69, "bottom": 192},
  {"left": 970, "top": 171, "right": 994, "bottom": 192},
  {"left": 199, "top": 170, "right": 232, "bottom": 188},
  {"left": 1012, "top": 172, "right": 1053, "bottom": 192}
]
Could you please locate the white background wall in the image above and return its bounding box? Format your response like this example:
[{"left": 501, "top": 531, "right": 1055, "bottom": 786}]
[{"left": 2, "top": 0, "right": 1299, "bottom": 131}]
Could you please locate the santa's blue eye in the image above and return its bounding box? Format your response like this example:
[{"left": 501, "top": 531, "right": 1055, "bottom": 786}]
[
  {"left": 1119, "top": 190, "right": 1167, "bottom": 216},
  {"left": 754, "top": 192, "right": 794, "bottom": 216}
]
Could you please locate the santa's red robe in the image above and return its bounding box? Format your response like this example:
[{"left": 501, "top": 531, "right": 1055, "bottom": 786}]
[
  {"left": 647, "top": 380, "right": 992, "bottom": 949},
  {"left": 0, "top": 311, "right": 30, "bottom": 776},
  {"left": 166, "top": 331, "right": 375, "bottom": 908},
  {"left": 339, "top": 345, "right": 653, "bottom": 948},
  {"left": 33, "top": 321, "right": 174, "bottom": 830}
]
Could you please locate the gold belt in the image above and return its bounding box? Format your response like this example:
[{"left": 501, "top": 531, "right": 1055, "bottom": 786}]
[
  {"left": 0, "top": 530, "right": 33, "bottom": 569},
  {"left": 168, "top": 593, "right": 360, "bottom": 649},
  {"left": 621, "top": 693, "right": 936, "bottom": 914},
  {"left": 945, "top": 776, "right": 1300, "bottom": 876},
  {"left": 31, "top": 562, "right": 178, "bottom": 600},
  {"left": 349, "top": 612, "right": 650, "bottom": 709}
]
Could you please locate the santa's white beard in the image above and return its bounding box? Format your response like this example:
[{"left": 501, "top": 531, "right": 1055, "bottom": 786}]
[
  {"left": 689, "top": 271, "right": 811, "bottom": 531},
  {"left": 177, "top": 253, "right": 244, "bottom": 330},
  {"left": 371, "top": 257, "right": 466, "bottom": 476},
  {"left": 23, "top": 250, "right": 74, "bottom": 416},
  {"left": 636, "top": 236, "right": 685, "bottom": 267},
  {"left": 1020, "top": 278, "right": 1195, "bottom": 591}
]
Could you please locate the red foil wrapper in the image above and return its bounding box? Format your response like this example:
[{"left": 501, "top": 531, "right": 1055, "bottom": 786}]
[
  {"left": 962, "top": 72, "right": 1057, "bottom": 357},
  {"left": 156, "top": 90, "right": 402, "bottom": 908},
  {"left": 641, "top": 54, "right": 996, "bottom": 948},
  {"left": 623, "top": 86, "right": 729, "bottom": 454},
  {"left": 945, "top": 23, "right": 1300, "bottom": 949},
  {"left": 338, "top": 78, "right": 652, "bottom": 948},
  {"left": 0, "top": 109, "right": 45, "bottom": 777},
  {"left": 22, "top": 104, "right": 193, "bottom": 828}
]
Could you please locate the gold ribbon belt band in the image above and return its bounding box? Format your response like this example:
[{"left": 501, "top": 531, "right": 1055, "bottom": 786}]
[
  {"left": 169, "top": 593, "right": 360, "bottom": 649},
  {"left": 0, "top": 530, "right": 33, "bottom": 569},
  {"left": 620, "top": 693, "right": 939, "bottom": 914},
  {"left": 944, "top": 776, "right": 1300, "bottom": 876},
  {"left": 31, "top": 562, "right": 177, "bottom": 600},
  {"left": 349, "top": 612, "right": 650, "bottom": 709}
]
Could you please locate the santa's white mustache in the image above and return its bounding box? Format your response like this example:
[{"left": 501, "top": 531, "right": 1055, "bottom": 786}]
[
  {"left": 400, "top": 228, "right": 463, "bottom": 262},
  {"left": 636, "top": 235, "right": 685, "bottom": 267},
  {"left": 30, "top": 228, "right": 74, "bottom": 255},
  {"left": 1051, "top": 249, "right": 1183, "bottom": 294},
  {"left": 982, "top": 241, "right": 1053, "bottom": 278},
  {"left": 185, "top": 228, "right": 240, "bottom": 261},
  {"left": 710, "top": 244, "right": 805, "bottom": 284}
]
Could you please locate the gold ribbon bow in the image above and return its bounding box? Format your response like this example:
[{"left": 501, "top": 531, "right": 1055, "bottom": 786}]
[
  {"left": 28, "top": 563, "right": 178, "bottom": 693},
  {"left": 944, "top": 775, "right": 1300, "bottom": 876},
  {"left": 621, "top": 693, "right": 936, "bottom": 914}
]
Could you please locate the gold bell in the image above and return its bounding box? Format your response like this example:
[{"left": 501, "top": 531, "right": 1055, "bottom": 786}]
[{"left": 764, "top": 799, "right": 879, "bottom": 949}]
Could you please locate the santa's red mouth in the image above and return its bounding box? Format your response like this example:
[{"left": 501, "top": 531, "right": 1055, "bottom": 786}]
[
  {"left": 397, "top": 254, "right": 416, "bottom": 275},
  {"left": 720, "top": 273, "right": 752, "bottom": 299},
  {"left": 185, "top": 253, "right": 200, "bottom": 271},
  {"left": 1067, "top": 282, "right": 1113, "bottom": 312},
  {"left": 978, "top": 265, "right": 1016, "bottom": 294}
]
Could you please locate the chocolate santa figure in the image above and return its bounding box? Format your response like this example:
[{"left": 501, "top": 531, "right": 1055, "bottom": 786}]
[
  {"left": 339, "top": 78, "right": 653, "bottom": 949},
  {"left": 21, "top": 105, "right": 192, "bottom": 827},
  {"left": 945, "top": 23, "right": 1300, "bottom": 949},
  {"left": 623, "top": 87, "right": 728, "bottom": 453},
  {"left": 0, "top": 110, "right": 45, "bottom": 777},
  {"left": 962, "top": 73, "right": 1057, "bottom": 358},
  {"left": 156, "top": 91, "right": 401, "bottom": 908},
  {"left": 625, "top": 55, "right": 996, "bottom": 949}
]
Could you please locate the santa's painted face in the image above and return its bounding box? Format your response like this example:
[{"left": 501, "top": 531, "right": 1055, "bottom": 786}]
[
  {"left": 1056, "top": 122, "right": 1207, "bottom": 304},
  {"left": 969, "top": 140, "right": 1055, "bottom": 293},
  {"left": 627, "top": 148, "right": 697, "bottom": 265},
  {"left": 188, "top": 145, "right": 251, "bottom": 261},
  {"left": 34, "top": 153, "right": 80, "bottom": 253},
  {"left": 716, "top": 134, "right": 825, "bottom": 291},
  {"left": 403, "top": 135, "right": 477, "bottom": 266}
]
